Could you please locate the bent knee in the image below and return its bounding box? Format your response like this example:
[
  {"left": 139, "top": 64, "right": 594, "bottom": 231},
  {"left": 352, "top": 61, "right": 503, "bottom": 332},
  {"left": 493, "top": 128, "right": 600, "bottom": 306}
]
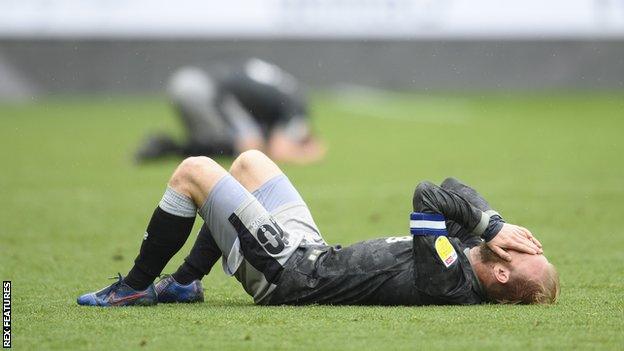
[
  {"left": 230, "top": 149, "right": 270, "bottom": 176},
  {"left": 170, "top": 156, "right": 220, "bottom": 186}
]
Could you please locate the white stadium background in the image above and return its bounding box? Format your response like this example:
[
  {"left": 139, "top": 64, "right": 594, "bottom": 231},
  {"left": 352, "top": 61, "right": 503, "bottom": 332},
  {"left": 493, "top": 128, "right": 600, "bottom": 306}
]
[{"left": 0, "top": 0, "right": 624, "bottom": 39}]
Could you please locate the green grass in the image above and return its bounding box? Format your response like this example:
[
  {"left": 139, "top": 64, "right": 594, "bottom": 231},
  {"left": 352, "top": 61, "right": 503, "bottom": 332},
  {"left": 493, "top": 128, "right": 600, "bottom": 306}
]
[{"left": 1, "top": 92, "right": 623, "bottom": 350}]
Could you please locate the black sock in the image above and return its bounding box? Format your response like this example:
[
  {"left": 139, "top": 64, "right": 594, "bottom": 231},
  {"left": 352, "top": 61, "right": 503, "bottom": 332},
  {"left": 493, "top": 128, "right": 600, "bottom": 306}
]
[
  {"left": 172, "top": 224, "right": 222, "bottom": 285},
  {"left": 171, "top": 262, "right": 204, "bottom": 286},
  {"left": 124, "top": 207, "right": 195, "bottom": 290}
]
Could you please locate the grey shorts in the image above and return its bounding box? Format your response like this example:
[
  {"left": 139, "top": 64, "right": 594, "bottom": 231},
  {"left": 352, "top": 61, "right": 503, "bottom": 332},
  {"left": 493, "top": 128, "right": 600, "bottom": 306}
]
[
  {"left": 253, "top": 175, "right": 326, "bottom": 247},
  {"left": 200, "top": 173, "right": 325, "bottom": 303}
]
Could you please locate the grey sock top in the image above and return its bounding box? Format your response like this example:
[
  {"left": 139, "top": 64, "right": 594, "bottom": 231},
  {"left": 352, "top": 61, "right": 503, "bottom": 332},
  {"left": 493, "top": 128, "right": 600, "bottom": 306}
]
[{"left": 159, "top": 187, "right": 197, "bottom": 218}]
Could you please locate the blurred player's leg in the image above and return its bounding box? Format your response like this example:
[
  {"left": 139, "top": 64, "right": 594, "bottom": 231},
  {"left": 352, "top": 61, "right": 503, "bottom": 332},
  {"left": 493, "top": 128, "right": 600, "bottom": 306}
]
[
  {"left": 168, "top": 67, "right": 236, "bottom": 156},
  {"left": 135, "top": 67, "right": 236, "bottom": 162},
  {"left": 134, "top": 133, "right": 183, "bottom": 162}
]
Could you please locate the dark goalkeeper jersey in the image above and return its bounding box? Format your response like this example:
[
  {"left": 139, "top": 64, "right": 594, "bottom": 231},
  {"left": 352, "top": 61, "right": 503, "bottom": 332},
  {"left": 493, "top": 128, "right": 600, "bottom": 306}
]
[{"left": 266, "top": 181, "right": 503, "bottom": 306}]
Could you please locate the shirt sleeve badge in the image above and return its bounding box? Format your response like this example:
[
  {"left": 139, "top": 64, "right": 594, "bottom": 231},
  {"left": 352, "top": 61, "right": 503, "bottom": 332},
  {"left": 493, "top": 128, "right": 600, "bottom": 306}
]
[{"left": 435, "top": 236, "right": 458, "bottom": 268}]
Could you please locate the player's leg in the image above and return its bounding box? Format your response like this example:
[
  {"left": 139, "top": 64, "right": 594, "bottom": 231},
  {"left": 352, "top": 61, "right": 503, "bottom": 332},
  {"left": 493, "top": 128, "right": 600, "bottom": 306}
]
[
  {"left": 167, "top": 149, "right": 286, "bottom": 288},
  {"left": 157, "top": 153, "right": 276, "bottom": 303},
  {"left": 136, "top": 67, "right": 236, "bottom": 162},
  {"left": 157, "top": 149, "right": 284, "bottom": 302},
  {"left": 134, "top": 133, "right": 184, "bottom": 163},
  {"left": 82, "top": 154, "right": 297, "bottom": 306},
  {"left": 230, "top": 150, "right": 326, "bottom": 246},
  {"left": 77, "top": 156, "right": 227, "bottom": 306},
  {"left": 154, "top": 223, "right": 218, "bottom": 303},
  {"left": 160, "top": 150, "right": 326, "bottom": 303},
  {"left": 168, "top": 67, "right": 236, "bottom": 156},
  {"left": 199, "top": 147, "right": 325, "bottom": 254},
  {"left": 229, "top": 149, "right": 282, "bottom": 192},
  {"left": 156, "top": 152, "right": 275, "bottom": 303},
  {"left": 171, "top": 153, "right": 304, "bottom": 304}
]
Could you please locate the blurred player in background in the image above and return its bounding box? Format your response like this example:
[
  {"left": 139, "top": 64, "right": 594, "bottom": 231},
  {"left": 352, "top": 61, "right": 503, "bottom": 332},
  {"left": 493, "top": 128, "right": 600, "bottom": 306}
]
[{"left": 135, "top": 58, "right": 325, "bottom": 164}]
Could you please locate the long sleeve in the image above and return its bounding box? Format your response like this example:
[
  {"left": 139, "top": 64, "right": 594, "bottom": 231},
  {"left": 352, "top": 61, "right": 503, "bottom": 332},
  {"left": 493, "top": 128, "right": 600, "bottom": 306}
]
[
  {"left": 440, "top": 177, "right": 494, "bottom": 213},
  {"left": 412, "top": 181, "right": 503, "bottom": 242}
]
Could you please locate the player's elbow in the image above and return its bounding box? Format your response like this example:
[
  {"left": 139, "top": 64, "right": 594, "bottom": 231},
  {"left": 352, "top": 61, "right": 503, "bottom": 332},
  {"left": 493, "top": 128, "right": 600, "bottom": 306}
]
[
  {"left": 413, "top": 181, "right": 436, "bottom": 212},
  {"left": 441, "top": 177, "right": 461, "bottom": 189}
]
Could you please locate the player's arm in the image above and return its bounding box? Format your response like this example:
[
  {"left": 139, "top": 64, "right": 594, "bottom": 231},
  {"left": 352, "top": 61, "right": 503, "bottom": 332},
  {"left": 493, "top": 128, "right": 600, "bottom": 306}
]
[
  {"left": 412, "top": 181, "right": 541, "bottom": 260},
  {"left": 440, "top": 177, "right": 496, "bottom": 213},
  {"left": 439, "top": 176, "right": 504, "bottom": 244},
  {"left": 413, "top": 181, "right": 500, "bottom": 241},
  {"left": 439, "top": 177, "right": 543, "bottom": 251}
]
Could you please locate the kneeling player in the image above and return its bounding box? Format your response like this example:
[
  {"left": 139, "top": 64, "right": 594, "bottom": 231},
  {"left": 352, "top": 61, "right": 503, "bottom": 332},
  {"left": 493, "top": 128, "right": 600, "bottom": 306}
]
[
  {"left": 77, "top": 151, "right": 559, "bottom": 306},
  {"left": 135, "top": 58, "right": 325, "bottom": 165}
]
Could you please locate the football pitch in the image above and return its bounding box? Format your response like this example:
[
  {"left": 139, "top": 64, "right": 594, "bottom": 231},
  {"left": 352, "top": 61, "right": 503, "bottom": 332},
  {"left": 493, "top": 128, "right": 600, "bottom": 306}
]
[{"left": 1, "top": 92, "right": 623, "bottom": 350}]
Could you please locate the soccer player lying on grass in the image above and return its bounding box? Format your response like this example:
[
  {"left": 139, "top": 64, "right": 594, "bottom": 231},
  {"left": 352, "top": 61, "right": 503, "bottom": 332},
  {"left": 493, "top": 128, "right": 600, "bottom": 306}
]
[{"left": 77, "top": 150, "right": 559, "bottom": 307}]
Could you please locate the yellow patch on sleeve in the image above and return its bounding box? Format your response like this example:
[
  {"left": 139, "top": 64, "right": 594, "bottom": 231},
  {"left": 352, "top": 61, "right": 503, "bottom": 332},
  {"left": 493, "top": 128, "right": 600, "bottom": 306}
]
[{"left": 434, "top": 236, "right": 458, "bottom": 268}]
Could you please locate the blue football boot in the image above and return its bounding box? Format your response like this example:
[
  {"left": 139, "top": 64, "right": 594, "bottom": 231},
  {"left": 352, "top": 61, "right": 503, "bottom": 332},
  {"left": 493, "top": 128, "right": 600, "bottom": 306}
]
[
  {"left": 154, "top": 275, "right": 204, "bottom": 303},
  {"left": 77, "top": 274, "right": 158, "bottom": 307}
]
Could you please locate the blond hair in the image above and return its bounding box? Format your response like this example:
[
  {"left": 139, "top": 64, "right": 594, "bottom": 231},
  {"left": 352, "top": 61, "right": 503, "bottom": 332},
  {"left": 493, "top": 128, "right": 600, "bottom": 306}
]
[{"left": 488, "top": 263, "right": 560, "bottom": 305}]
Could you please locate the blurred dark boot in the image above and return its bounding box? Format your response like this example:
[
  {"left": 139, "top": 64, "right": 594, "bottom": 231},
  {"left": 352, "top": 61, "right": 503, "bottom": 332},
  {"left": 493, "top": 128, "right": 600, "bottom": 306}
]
[{"left": 135, "top": 133, "right": 182, "bottom": 162}]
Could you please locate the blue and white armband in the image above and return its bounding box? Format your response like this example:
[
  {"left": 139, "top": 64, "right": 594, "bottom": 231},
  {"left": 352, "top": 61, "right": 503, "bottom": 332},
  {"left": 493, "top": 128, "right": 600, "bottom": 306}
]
[{"left": 410, "top": 212, "right": 448, "bottom": 236}]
